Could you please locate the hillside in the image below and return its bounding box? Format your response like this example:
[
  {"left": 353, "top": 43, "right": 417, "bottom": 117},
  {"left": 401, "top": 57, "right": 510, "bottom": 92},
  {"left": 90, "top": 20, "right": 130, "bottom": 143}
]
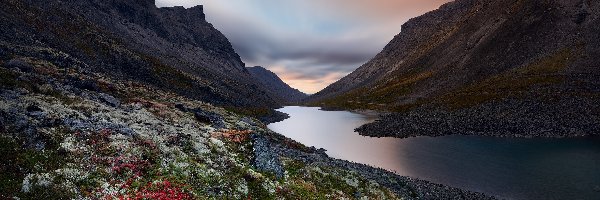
[
  {"left": 248, "top": 66, "right": 308, "bottom": 103},
  {"left": 0, "top": 0, "right": 281, "bottom": 111},
  {"left": 0, "top": 0, "right": 496, "bottom": 199},
  {"left": 309, "top": 0, "right": 600, "bottom": 138},
  {"left": 0, "top": 62, "right": 493, "bottom": 199}
]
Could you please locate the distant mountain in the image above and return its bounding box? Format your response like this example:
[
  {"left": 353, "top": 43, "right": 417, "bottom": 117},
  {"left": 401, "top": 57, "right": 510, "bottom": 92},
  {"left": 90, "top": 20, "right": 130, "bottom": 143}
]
[
  {"left": 248, "top": 66, "right": 308, "bottom": 103},
  {"left": 310, "top": 0, "right": 600, "bottom": 138},
  {"left": 0, "top": 0, "right": 280, "bottom": 110}
]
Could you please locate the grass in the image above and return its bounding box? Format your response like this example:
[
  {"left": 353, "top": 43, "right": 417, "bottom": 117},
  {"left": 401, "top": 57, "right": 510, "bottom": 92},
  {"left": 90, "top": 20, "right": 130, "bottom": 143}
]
[
  {"left": 145, "top": 55, "right": 196, "bottom": 90},
  {"left": 437, "top": 47, "right": 574, "bottom": 109},
  {"left": 0, "top": 134, "right": 72, "bottom": 199},
  {"left": 0, "top": 68, "right": 18, "bottom": 88},
  {"left": 314, "top": 70, "right": 434, "bottom": 111},
  {"left": 316, "top": 47, "right": 577, "bottom": 112},
  {"left": 225, "top": 106, "right": 279, "bottom": 123},
  {"left": 277, "top": 158, "right": 392, "bottom": 199}
]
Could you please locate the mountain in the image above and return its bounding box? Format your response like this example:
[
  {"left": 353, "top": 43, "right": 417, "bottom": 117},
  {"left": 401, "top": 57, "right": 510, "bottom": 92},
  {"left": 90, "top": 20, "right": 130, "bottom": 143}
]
[
  {"left": 0, "top": 0, "right": 280, "bottom": 111},
  {"left": 0, "top": 1, "right": 494, "bottom": 198},
  {"left": 248, "top": 66, "right": 308, "bottom": 103},
  {"left": 309, "top": 0, "right": 600, "bottom": 138}
]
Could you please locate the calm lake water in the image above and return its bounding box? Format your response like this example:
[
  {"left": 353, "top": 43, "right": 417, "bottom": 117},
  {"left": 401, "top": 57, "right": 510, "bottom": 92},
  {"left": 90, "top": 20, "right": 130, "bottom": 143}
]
[{"left": 268, "top": 106, "right": 600, "bottom": 200}]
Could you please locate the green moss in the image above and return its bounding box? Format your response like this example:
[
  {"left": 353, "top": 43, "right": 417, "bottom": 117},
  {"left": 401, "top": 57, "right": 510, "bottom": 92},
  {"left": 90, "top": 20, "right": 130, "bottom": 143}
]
[
  {"left": 225, "top": 106, "right": 279, "bottom": 123},
  {"left": 284, "top": 180, "right": 323, "bottom": 199},
  {"left": 280, "top": 159, "right": 366, "bottom": 199},
  {"left": 225, "top": 106, "right": 267, "bottom": 116},
  {"left": 315, "top": 46, "right": 577, "bottom": 112},
  {"left": 75, "top": 40, "right": 97, "bottom": 58},
  {"left": 0, "top": 135, "right": 71, "bottom": 199},
  {"left": 47, "top": 90, "right": 80, "bottom": 105},
  {"left": 246, "top": 175, "right": 275, "bottom": 200},
  {"left": 0, "top": 136, "right": 23, "bottom": 196},
  {"left": 0, "top": 68, "right": 18, "bottom": 88},
  {"left": 284, "top": 159, "right": 306, "bottom": 177},
  {"left": 145, "top": 55, "right": 196, "bottom": 90},
  {"left": 314, "top": 70, "right": 434, "bottom": 112},
  {"left": 75, "top": 170, "right": 105, "bottom": 196},
  {"left": 0, "top": 65, "right": 51, "bottom": 92},
  {"left": 18, "top": 184, "right": 73, "bottom": 200}
]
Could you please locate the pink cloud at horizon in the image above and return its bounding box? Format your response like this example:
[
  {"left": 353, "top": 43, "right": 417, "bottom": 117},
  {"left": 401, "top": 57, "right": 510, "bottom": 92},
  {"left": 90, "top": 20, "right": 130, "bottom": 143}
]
[{"left": 156, "top": 0, "right": 453, "bottom": 93}]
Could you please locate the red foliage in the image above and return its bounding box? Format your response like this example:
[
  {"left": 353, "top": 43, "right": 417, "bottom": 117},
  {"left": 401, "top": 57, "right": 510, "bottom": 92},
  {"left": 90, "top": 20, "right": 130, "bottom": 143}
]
[
  {"left": 110, "top": 155, "right": 150, "bottom": 176},
  {"left": 211, "top": 130, "right": 253, "bottom": 143},
  {"left": 112, "top": 180, "right": 192, "bottom": 200}
]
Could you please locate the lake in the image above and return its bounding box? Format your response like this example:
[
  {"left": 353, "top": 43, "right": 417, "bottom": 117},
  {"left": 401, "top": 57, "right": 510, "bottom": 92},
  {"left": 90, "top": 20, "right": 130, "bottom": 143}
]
[{"left": 267, "top": 106, "right": 600, "bottom": 200}]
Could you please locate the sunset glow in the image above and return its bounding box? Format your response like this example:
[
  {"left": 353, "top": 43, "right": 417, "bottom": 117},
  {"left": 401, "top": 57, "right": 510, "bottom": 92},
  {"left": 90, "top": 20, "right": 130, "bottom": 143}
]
[{"left": 156, "top": 0, "right": 452, "bottom": 93}]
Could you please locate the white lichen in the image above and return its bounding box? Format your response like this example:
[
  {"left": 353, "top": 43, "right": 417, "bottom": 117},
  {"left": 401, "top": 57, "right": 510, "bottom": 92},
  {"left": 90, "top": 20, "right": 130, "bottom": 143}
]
[{"left": 21, "top": 173, "right": 53, "bottom": 193}]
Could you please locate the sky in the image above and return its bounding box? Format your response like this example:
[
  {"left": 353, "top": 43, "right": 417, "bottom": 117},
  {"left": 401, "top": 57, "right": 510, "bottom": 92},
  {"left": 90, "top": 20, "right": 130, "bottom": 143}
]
[{"left": 155, "top": 0, "right": 452, "bottom": 94}]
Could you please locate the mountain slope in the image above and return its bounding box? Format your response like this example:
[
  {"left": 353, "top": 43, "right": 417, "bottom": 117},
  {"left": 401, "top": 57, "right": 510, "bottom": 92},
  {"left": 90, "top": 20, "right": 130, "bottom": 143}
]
[
  {"left": 0, "top": 53, "right": 491, "bottom": 199},
  {"left": 0, "top": 0, "right": 280, "bottom": 109},
  {"left": 310, "top": 0, "right": 600, "bottom": 137},
  {"left": 248, "top": 66, "right": 308, "bottom": 103}
]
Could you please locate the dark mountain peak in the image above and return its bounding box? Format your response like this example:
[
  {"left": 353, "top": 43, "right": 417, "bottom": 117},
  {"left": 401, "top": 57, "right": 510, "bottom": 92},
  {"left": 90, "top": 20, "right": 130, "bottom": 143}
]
[
  {"left": 249, "top": 66, "right": 276, "bottom": 76},
  {"left": 0, "top": 0, "right": 280, "bottom": 110},
  {"left": 187, "top": 5, "right": 205, "bottom": 14},
  {"left": 401, "top": 0, "right": 474, "bottom": 33},
  {"left": 248, "top": 66, "right": 308, "bottom": 103},
  {"left": 94, "top": 0, "right": 157, "bottom": 15},
  {"left": 310, "top": 0, "right": 600, "bottom": 137},
  {"left": 251, "top": 66, "right": 267, "bottom": 70},
  {"left": 159, "top": 5, "right": 205, "bottom": 21},
  {"left": 120, "top": 0, "right": 156, "bottom": 7}
]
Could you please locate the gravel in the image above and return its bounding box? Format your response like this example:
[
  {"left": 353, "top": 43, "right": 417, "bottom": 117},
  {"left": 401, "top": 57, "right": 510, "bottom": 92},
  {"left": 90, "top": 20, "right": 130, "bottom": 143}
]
[{"left": 356, "top": 97, "right": 600, "bottom": 138}]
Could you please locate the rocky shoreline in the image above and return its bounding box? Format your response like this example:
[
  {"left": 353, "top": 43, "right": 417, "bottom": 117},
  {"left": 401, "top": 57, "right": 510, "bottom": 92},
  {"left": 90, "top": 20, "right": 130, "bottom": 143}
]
[
  {"left": 258, "top": 110, "right": 290, "bottom": 124},
  {"left": 356, "top": 97, "right": 600, "bottom": 138},
  {"left": 253, "top": 130, "right": 496, "bottom": 199},
  {"left": 318, "top": 106, "right": 386, "bottom": 117}
]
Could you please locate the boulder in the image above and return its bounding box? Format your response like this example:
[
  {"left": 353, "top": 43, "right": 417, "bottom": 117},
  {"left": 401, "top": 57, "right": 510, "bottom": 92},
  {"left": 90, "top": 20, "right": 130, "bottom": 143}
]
[
  {"left": 193, "top": 109, "right": 226, "bottom": 129},
  {"left": 251, "top": 134, "right": 284, "bottom": 179},
  {"left": 5, "top": 59, "right": 33, "bottom": 73},
  {"left": 98, "top": 93, "right": 120, "bottom": 107}
]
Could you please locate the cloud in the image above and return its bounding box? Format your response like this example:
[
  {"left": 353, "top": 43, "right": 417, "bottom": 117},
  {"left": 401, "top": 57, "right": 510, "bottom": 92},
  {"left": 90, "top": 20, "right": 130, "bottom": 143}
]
[
  {"left": 156, "top": 0, "right": 452, "bottom": 93},
  {"left": 270, "top": 66, "right": 348, "bottom": 94}
]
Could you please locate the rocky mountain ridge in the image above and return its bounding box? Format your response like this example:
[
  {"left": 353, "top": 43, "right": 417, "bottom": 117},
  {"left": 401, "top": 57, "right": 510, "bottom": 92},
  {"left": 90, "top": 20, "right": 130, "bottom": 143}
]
[
  {"left": 247, "top": 66, "right": 308, "bottom": 103},
  {"left": 0, "top": 0, "right": 281, "bottom": 110},
  {"left": 309, "top": 0, "right": 600, "bottom": 138}
]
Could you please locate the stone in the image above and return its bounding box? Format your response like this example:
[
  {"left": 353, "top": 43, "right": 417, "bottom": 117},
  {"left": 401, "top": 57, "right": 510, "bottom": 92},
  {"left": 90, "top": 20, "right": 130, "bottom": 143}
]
[
  {"left": 251, "top": 134, "right": 284, "bottom": 179},
  {"left": 5, "top": 59, "right": 33, "bottom": 73},
  {"left": 98, "top": 93, "right": 120, "bottom": 107},
  {"left": 240, "top": 117, "right": 256, "bottom": 126},
  {"left": 26, "top": 105, "right": 43, "bottom": 113},
  {"left": 38, "top": 84, "right": 54, "bottom": 94},
  {"left": 70, "top": 78, "right": 100, "bottom": 92},
  {"left": 174, "top": 103, "right": 188, "bottom": 112},
  {"left": 193, "top": 109, "right": 226, "bottom": 129}
]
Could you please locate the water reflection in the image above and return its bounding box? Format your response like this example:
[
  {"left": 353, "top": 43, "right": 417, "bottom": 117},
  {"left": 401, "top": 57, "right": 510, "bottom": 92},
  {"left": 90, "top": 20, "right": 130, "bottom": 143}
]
[
  {"left": 268, "top": 106, "right": 410, "bottom": 174},
  {"left": 268, "top": 106, "right": 600, "bottom": 200}
]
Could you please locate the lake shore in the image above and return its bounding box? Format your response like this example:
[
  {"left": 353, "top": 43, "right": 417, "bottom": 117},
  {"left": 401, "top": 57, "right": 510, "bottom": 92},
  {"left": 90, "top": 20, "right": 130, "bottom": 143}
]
[
  {"left": 270, "top": 106, "right": 600, "bottom": 200},
  {"left": 256, "top": 131, "right": 495, "bottom": 199}
]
